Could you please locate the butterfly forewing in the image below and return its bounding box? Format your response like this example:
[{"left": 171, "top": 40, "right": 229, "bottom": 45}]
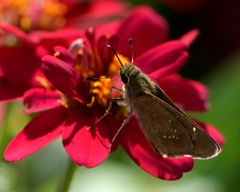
[{"left": 133, "top": 93, "right": 220, "bottom": 159}]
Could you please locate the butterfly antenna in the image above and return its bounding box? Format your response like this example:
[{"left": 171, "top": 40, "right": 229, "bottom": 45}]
[
  {"left": 84, "top": 73, "right": 119, "bottom": 81},
  {"left": 101, "top": 45, "right": 123, "bottom": 67},
  {"left": 128, "top": 38, "right": 134, "bottom": 63},
  {"left": 85, "top": 45, "right": 123, "bottom": 81}
]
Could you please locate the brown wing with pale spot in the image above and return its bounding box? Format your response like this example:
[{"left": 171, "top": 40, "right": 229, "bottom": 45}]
[{"left": 133, "top": 93, "right": 221, "bottom": 159}]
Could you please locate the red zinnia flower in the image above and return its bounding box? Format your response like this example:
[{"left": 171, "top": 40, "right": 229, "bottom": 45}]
[
  {"left": 0, "top": 0, "right": 128, "bottom": 101},
  {"left": 0, "top": 0, "right": 128, "bottom": 33},
  {"left": 4, "top": 6, "right": 224, "bottom": 180}
]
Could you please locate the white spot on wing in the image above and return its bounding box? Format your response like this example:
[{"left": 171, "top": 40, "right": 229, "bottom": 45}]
[
  {"left": 193, "top": 127, "right": 197, "bottom": 135},
  {"left": 163, "top": 154, "right": 168, "bottom": 158}
]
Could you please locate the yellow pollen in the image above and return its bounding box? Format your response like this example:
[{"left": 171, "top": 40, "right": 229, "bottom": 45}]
[
  {"left": 78, "top": 49, "right": 83, "bottom": 56},
  {"left": 20, "top": 16, "right": 31, "bottom": 31},
  {"left": 108, "top": 54, "right": 129, "bottom": 75},
  {"left": 58, "top": 99, "right": 69, "bottom": 108},
  {"left": 35, "top": 76, "right": 51, "bottom": 90},
  {"left": 103, "top": 89, "right": 110, "bottom": 96},
  {"left": 91, "top": 76, "right": 113, "bottom": 107},
  {"left": 88, "top": 27, "right": 94, "bottom": 33},
  {"left": 92, "top": 89, "right": 100, "bottom": 94},
  {"left": 93, "top": 81, "right": 103, "bottom": 87},
  {"left": 54, "top": 51, "right": 60, "bottom": 57}
]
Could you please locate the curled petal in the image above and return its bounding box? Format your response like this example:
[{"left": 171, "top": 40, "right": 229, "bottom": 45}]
[
  {"left": 135, "top": 41, "right": 188, "bottom": 78},
  {"left": 23, "top": 88, "right": 61, "bottom": 114},
  {"left": 42, "top": 55, "right": 87, "bottom": 103},
  {"left": 97, "top": 34, "right": 119, "bottom": 75},
  {"left": 86, "top": 27, "right": 97, "bottom": 54},
  {"left": 120, "top": 117, "right": 194, "bottom": 180},
  {"left": 159, "top": 74, "right": 210, "bottom": 111},
  {"left": 118, "top": 6, "right": 168, "bottom": 59},
  {"left": 62, "top": 108, "right": 110, "bottom": 168},
  {"left": 4, "top": 107, "right": 68, "bottom": 162},
  {"left": 53, "top": 46, "right": 75, "bottom": 67},
  {"left": 68, "top": 38, "right": 85, "bottom": 60}
]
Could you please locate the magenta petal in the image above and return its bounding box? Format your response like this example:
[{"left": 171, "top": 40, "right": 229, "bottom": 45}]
[
  {"left": 120, "top": 117, "right": 194, "bottom": 180},
  {"left": 42, "top": 55, "right": 87, "bottom": 103},
  {"left": 23, "top": 88, "right": 61, "bottom": 114},
  {"left": 118, "top": 6, "right": 168, "bottom": 59},
  {"left": 159, "top": 74, "right": 209, "bottom": 111},
  {"left": 53, "top": 46, "right": 75, "bottom": 67},
  {"left": 196, "top": 121, "right": 224, "bottom": 147},
  {"left": 0, "top": 45, "right": 47, "bottom": 101},
  {"left": 0, "top": 24, "right": 40, "bottom": 45},
  {"left": 4, "top": 107, "right": 68, "bottom": 162},
  {"left": 31, "top": 28, "right": 84, "bottom": 49},
  {"left": 135, "top": 41, "right": 188, "bottom": 78},
  {"left": 97, "top": 34, "right": 119, "bottom": 74},
  {"left": 62, "top": 108, "right": 110, "bottom": 168},
  {"left": 179, "top": 29, "right": 200, "bottom": 48},
  {"left": 0, "top": 46, "right": 47, "bottom": 84}
]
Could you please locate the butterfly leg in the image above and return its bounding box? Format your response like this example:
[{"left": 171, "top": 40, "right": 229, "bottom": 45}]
[
  {"left": 110, "top": 110, "right": 133, "bottom": 148},
  {"left": 87, "top": 97, "right": 124, "bottom": 130},
  {"left": 110, "top": 86, "right": 123, "bottom": 93}
]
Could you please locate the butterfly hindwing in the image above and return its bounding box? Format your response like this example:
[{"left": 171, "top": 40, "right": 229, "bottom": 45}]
[{"left": 132, "top": 93, "right": 220, "bottom": 159}]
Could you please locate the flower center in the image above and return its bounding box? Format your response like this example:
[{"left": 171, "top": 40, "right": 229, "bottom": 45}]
[
  {"left": 91, "top": 77, "right": 114, "bottom": 107},
  {"left": 0, "top": 0, "right": 67, "bottom": 32},
  {"left": 87, "top": 54, "right": 129, "bottom": 108}
]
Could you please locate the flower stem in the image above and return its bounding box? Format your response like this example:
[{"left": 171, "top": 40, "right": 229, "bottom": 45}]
[{"left": 56, "top": 157, "right": 76, "bottom": 192}]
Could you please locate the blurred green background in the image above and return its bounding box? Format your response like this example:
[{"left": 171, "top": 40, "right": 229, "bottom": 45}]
[{"left": 1, "top": 0, "right": 240, "bottom": 191}]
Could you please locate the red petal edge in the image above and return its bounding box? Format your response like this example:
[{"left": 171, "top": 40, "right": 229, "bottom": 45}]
[
  {"left": 118, "top": 6, "right": 168, "bottom": 59},
  {"left": 41, "top": 55, "right": 87, "bottom": 104},
  {"left": 135, "top": 41, "right": 188, "bottom": 77},
  {"left": 23, "top": 88, "right": 61, "bottom": 114},
  {"left": 159, "top": 74, "right": 209, "bottom": 112},
  {"left": 4, "top": 106, "right": 68, "bottom": 162}
]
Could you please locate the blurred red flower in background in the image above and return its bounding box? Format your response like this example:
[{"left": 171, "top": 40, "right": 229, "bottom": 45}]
[
  {"left": 0, "top": 0, "right": 129, "bottom": 33},
  {"left": 3, "top": 6, "right": 224, "bottom": 180},
  {"left": 0, "top": 0, "right": 129, "bottom": 102}
]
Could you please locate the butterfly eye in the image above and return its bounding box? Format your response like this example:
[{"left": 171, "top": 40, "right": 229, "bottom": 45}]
[{"left": 121, "top": 74, "right": 128, "bottom": 84}]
